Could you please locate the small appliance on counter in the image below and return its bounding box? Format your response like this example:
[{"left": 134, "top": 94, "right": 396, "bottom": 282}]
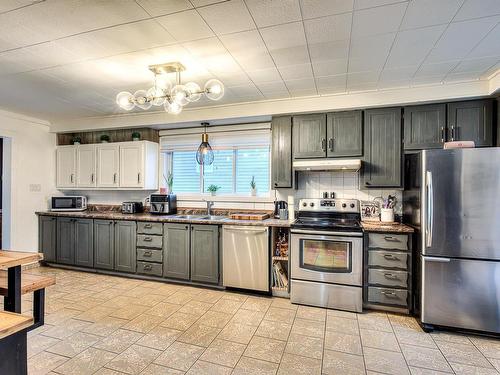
[
  {"left": 274, "top": 200, "right": 288, "bottom": 219},
  {"left": 50, "top": 196, "right": 87, "bottom": 211},
  {"left": 121, "top": 201, "right": 144, "bottom": 214},
  {"left": 149, "top": 194, "right": 177, "bottom": 215}
]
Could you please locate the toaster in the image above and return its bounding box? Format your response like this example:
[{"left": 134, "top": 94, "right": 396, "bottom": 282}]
[{"left": 121, "top": 201, "right": 144, "bottom": 214}]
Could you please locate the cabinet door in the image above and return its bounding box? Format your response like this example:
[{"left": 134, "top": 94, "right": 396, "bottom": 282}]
[
  {"left": 163, "top": 223, "right": 190, "bottom": 280},
  {"left": 96, "top": 144, "right": 119, "bottom": 188},
  {"left": 56, "top": 146, "right": 77, "bottom": 188},
  {"left": 94, "top": 220, "right": 115, "bottom": 270},
  {"left": 404, "top": 104, "right": 446, "bottom": 150},
  {"left": 114, "top": 220, "right": 137, "bottom": 273},
  {"left": 190, "top": 225, "right": 219, "bottom": 284},
  {"left": 327, "top": 111, "right": 363, "bottom": 157},
  {"left": 39, "top": 216, "right": 57, "bottom": 263},
  {"left": 119, "top": 142, "right": 144, "bottom": 188},
  {"left": 271, "top": 116, "right": 293, "bottom": 188},
  {"left": 76, "top": 145, "right": 96, "bottom": 188},
  {"left": 362, "top": 108, "right": 402, "bottom": 188},
  {"left": 448, "top": 100, "right": 493, "bottom": 147},
  {"left": 292, "top": 114, "right": 327, "bottom": 159},
  {"left": 56, "top": 217, "right": 75, "bottom": 265},
  {"left": 74, "top": 219, "right": 94, "bottom": 267}
]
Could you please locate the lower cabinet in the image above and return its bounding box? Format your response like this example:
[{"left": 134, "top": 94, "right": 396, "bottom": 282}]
[
  {"left": 163, "top": 223, "right": 190, "bottom": 280},
  {"left": 191, "top": 225, "right": 219, "bottom": 284},
  {"left": 74, "top": 219, "right": 94, "bottom": 268},
  {"left": 56, "top": 217, "right": 93, "bottom": 267},
  {"left": 114, "top": 221, "right": 137, "bottom": 273},
  {"left": 39, "top": 216, "right": 57, "bottom": 263},
  {"left": 57, "top": 217, "right": 75, "bottom": 264},
  {"left": 94, "top": 220, "right": 115, "bottom": 270}
]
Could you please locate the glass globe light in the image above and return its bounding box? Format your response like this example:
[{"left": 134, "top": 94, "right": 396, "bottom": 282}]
[
  {"left": 185, "top": 82, "right": 202, "bottom": 102},
  {"left": 147, "top": 86, "right": 166, "bottom": 106},
  {"left": 116, "top": 91, "right": 135, "bottom": 110},
  {"left": 171, "top": 84, "right": 190, "bottom": 106},
  {"left": 164, "top": 100, "right": 183, "bottom": 115},
  {"left": 204, "top": 79, "right": 224, "bottom": 100},
  {"left": 134, "top": 90, "right": 152, "bottom": 110},
  {"left": 155, "top": 74, "right": 172, "bottom": 91},
  {"left": 196, "top": 133, "right": 214, "bottom": 165}
]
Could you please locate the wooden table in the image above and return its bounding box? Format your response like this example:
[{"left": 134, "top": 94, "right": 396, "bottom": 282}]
[{"left": 0, "top": 251, "right": 42, "bottom": 313}]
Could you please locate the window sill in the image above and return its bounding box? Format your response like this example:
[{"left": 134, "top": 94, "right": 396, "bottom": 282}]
[{"left": 173, "top": 193, "right": 274, "bottom": 203}]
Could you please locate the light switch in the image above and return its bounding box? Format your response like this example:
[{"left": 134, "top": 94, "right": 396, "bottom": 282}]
[{"left": 29, "top": 184, "right": 41, "bottom": 192}]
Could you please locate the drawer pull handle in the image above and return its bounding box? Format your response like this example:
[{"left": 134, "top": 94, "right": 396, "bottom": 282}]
[
  {"left": 143, "top": 237, "right": 153, "bottom": 242},
  {"left": 384, "top": 236, "right": 400, "bottom": 242},
  {"left": 144, "top": 224, "right": 152, "bottom": 229},
  {"left": 384, "top": 273, "right": 399, "bottom": 279},
  {"left": 381, "top": 291, "right": 398, "bottom": 298},
  {"left": 144, "top": 264, "right": 152, "bottom": 271},
  {"left": 143, "top": 251, "right": 152, "bottom": 257},
  {"left": 383, "top": 254, "right": 399, "bottom": 261}
]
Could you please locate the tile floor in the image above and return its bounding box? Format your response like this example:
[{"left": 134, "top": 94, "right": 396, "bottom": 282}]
[{"left": 7, "top": 267, "right": 500, "bottom": 375}]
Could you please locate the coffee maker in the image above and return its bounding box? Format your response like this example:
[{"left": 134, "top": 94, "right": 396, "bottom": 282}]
[
  {"left": 149, "top": 194, "right": 177, "bottom": 215},
  {"left": 274, "top": 200, "right": 288, "bottom": 219}
]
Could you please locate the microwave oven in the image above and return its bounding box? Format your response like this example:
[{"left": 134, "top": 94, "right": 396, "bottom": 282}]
[{"left": 51, "top": 196, "right": 87, "bottom": 211}]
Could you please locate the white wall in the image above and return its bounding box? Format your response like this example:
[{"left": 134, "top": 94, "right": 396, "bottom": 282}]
[{"left": 0, "top": 110, "right": 56, "bottom": 252}]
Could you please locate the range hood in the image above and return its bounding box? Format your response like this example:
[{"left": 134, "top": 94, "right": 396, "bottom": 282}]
[{"left": 293, "top": 159, "right": 362, "bottom": 171}]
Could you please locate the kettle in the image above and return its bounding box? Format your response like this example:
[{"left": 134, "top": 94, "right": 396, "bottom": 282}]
[{"left": 274, "top": 200, "right": 288, "bottom": 218}]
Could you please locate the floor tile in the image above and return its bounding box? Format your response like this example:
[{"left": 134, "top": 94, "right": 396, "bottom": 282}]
[
  {"left": 46, "top": 331, "right": 101, "bottom": 357},
  {"left": 450, "top": 362, "right": 499, "bottom": 375},
  {"left": 210, "top": 298, "right": 244, "bottom": 314},
  {"left": 80, "top": 316, "right": 129, "bottom": 337},
  {"left": 28, "top": 350, "right": 69, "bottom": 375},
  {"left": 200, "top": 338, "right": 246, "bottom": 368},
  {"left": 54, "top": 347, "right": 117, "bottom": 375},
  {"left": 324, "top": 331, "right": 363, "bottom": 355},
  {"left": 400, "top": 344, "right": 453, "bottom": 373},
  {"left": 435, "top": 340, "right": 494, "bottom": 368},
  {"left": 394, "top": 326, "right": 437, "bottom": 349},
  {"left": 160, "top": 312, "right": 199, "bottom": 331},
  {"left": 146, "top": 302, "right": 180, "bottom": 318},
  {"left": 177, "top": 300, "right": 213, "bottom": 317},
  {"left": 74, "top": 306, "right": 115, "bottom": 322},
  {"left": 296, "top": 305, "right": 326, "bottom": 322},
  {"left": 218, "top": 322, "right": 257, "bottom": 344},
  {"left": 357, "top": 313, "right": 393, "bottom": 333},
  {"left": 360, "top": 328, "right": 400, "bottom": 352},
  {"left": 109, "top": 305, "right": 149, "bottom": 320},
  {"left": 270, "top": 298, "right": 298, "bottom": 310},
  {"left": 264, "top": 307, "right": 296, "bottom": 324},
  {"left": 291, "top": 318, "right": 325, "bottom": 338},
  {"left": 255, "top": 319, "right": 292, "bottom": 341},
  {"left": 469, "top": 336, "right": 500, "bottom": 360},
  {"left": 27, "top": 334, "right": 60, "bottom": 358},
  {"left": 154, "top": 341, "right": 204, "bottom": 371},
  {"left": 285, "top": 332, "right": 324, "bottom": 359},
  {"left": 41, "top": 318, "right": 92, "bottom": 339},
  {"left": 278, "top": 353, "right": 321, "bottom": 375},
  {"left": 241, "top": 297, "right": 273, "bottom": 312},
  {"left": 244, "top": 335, "right": 286, "bottom": 363},
  {"left": 326, "top": 316, "right": 360, "bottom": 335},
  {"left": 327, "top": 309, "right": 358, "bottom": 320},
  {"left": 231, "top": 308, "right": 265, "bottom": 326},
  {"left": 185, "top": 360, "right": 232, "bottom": 375},
  {"left": 140, "top": 363, "right": 185, "bottom": 374},
  {"left": 430, "top": 331, "right": 471, "bottom": 344},
  {"left": 322, "top": 349, "right": 366, "bottom": 375},
  {"left": 196, "top": 310, "right": 232, "bottom": 328},
  {"left": 232, "top": 356, "right": 279, "bottom": 375},
  {"left": 177, "top": 323, "right": 221, "bottom": 347},
  {"left": 122, "top": 313, "right": 165, "bottom": 334},
  {"left": 409, "top": 367, "right": 452, "bottom": 375},
  {"left": 164, "top": 291, "right": 193, "bottom": 305},
  {"left": 93, "top": 328, "right": 144, "bottom": 354},
  {"left": 364, "top": 347, "right": 410, "bottom": 375},
  {"left": 106, "top": 344, "right": 161, "bottom": 375},
  {"left": 136, "top": 326, "right": 182, "bottom": 350}
]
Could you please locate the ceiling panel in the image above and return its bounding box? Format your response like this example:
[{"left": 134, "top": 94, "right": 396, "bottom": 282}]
[
  {"left": 220, "top": 30, "right": 276, "bottom": 71},
  {"left": 135, "top": 0, "right": 193, "bottom": 16},
  {"left": 156, "top": 10, "right": 214, "bottom": 42},
  {"left": 349, "top": 33, "right": 396, "bottom": 72},
  {"left": 316, "top": 74, "right": 347, "bottom": 94},
  {"left": 451, "top": 56, "right": 499, "bottom": 74},
  {"left": 278, "top": 63, "right": 314, "bottom": 81},
  {"left": 304, "top": 13, "right": 352, "bottom": 44},
  {"left": 467, "top": 23, "right": 500, "bottom": 59},
  {"left": 401, "top": 0, "right": 463, "bottom": 30},
  {"left": 245, "top": 0, "right": 301, "bottom": 27},
  {"left": 454, "top": 0, "right": 500, "bottom": 21},
  {"left": 312, "top": 59, "right": 348, "bottom": 76},
  {"left": 246, "top": 67, "right": 283, "bottom": 83},
  {"left": 300, "top": 0, "right": 354, "bottom": 20},
  {"left": 354, "top": 0, "right": 408, "bottom": 10},
  {"left": 415, "top": 61, "right": 458, "bottom": 78},
  {"left": 197, "top": 0, "right": 255, "bottom": 35},
  {"left": 309, "top": 40, "right": 349, "bottom": 62},
  {"left": 351, "top": 2, "right": 407, "bottom": 39}
]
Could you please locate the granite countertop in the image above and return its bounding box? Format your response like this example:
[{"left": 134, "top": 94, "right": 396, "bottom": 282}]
[
  {"left": 361, "top": 221, "right": 415, "bottom": 233},
  {"left": 36, "top": 210, "right": 292, "bottom": 228}
]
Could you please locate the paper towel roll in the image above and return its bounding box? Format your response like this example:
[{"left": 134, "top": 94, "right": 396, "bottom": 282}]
[{"left": 287, "top": 195, "right": 295, "bottom": 221}]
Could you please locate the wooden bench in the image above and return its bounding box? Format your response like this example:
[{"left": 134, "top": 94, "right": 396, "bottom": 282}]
[
  {"left": 0, "top": 311, "right": 32, "bottom": 375},
  {"left": 0, "top": 271, "right": 55, "bottom": 330}
]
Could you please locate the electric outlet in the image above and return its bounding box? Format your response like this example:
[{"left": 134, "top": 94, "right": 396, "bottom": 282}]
[{"left": 29, "top": 184, "right": 41, "bottom": 192}]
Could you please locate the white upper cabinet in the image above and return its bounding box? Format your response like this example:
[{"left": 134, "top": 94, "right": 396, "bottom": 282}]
[
  {"left": 56, "top": 141, "right": 159, "bottom": 190},
  {"left": 76, "top": 144, "right": 96, "bottom": 188},
  {"left": 56, "top": 146, "right": 77, "bottom": 188}
]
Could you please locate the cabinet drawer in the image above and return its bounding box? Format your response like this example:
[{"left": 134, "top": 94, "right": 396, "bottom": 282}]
[
  {"left": 137, "top": 248, "right": 163, "bottom": 263},
  {"left": 137, "top": 234, "right": 162, "bottom": 249},
  {"left": 137, "top": 261, "right": 162, "bottom": 276},
  {"left": 368, "top": 269, "right": 408, "bottom": 288},
  {"left": 368, "top": 287, "right": 408, "bottom": 307},
  {"left": 137, "top": 222, "right": 163, "bottom": 235},
  {"left": 368, "top": 250, "right": 408, "bottom": 270},
  {"left": 368, "top": 233, "right": 408, "bottom": 251}
]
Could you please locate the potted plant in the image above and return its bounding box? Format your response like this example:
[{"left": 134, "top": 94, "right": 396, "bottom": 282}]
[
  {"left": 161, "top": 172, "right": 173, "bottom": 194},
  {"left": 72, "top": 136, "right": 81, "bottom": 145},
  {"left": 250, "top": 176, "right": 257, "bottom": 196},
  {"left": 207, "top": 184, "right": 220, "bottom": 196},
  {"left": 100, "top": 134, "right": 110, "bottom": 143},
  {"left": 131, "top": 131, "right": 141, "bottom": 141}
]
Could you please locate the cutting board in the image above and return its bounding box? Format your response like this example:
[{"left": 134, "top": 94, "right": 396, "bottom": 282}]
[{"left": 229, "top": 212, "right": 270, "bottom": 221}]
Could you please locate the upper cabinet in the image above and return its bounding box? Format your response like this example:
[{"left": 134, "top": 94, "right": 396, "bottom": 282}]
[
  {"left": 448, "top": 100, "right": 493, "bottom": 147},
  {"left": 57, "top": 141, "right": 159, "bottom": 190},
  {"left": 404, "top": 104, "right": 446, "bottom": 150},
  {"left": 271, "top": 116, "right": 293, "bottom": 189},
  {"left": 327, "top": 111, "right": 363, "bottom": 157},
  {"left": 362, "top": 108, "right": 402, "bottom": 188},
  {"left": 293, "top": 114, "right": 327, "bottom": 159}
]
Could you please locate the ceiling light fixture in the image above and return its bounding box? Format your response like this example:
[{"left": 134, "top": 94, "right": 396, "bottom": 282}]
[
  {"left": 196, "top": 122, "right": 214, "bottom": 166},
  {"left": 116, "top": 62, "right": 225, "bottom": 115}
]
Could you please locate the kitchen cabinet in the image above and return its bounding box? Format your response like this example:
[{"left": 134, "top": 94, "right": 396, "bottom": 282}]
[
  {"left": 448, "top": 99, "right": 493, "bottom": 146},
  {"left": 38, "top": 216, "right": 57, "bottom": 263},
  {"left": 362, "top": 108, "right": 402, "bottom": 188},
  {"left": 94, "top": 219, "right": 115, "bottom": 270},
  {"left": 56, "top": 217, "right": 93, "bottom": 267},
  {"left": 119, "top": 141, "right": 158, "bottom": 189},
  {"left": 96, "top": 144, "right": 119, "bottom": 188},
  {"left": 56, "top": 146, "right": 77, "bottom": 188},
  {"left": 271, "top": 116, "right": 293, "bottom": 188},
  {"left": 74, "top": 219, "right": 94, "bottom": 268},
  {"left": 404, "top": 104, "right": 446, "bottom": 150},
  {"left": 163, "top": 223, "right": 190, "bottom": 280},
  {"left": 56, "top": 217, "right": 75, "bottom": 265},
  {"left": 326, "top": 111, "right": 363, "bottom": 157},
  {"left": 114, "top": 221, "right": 137, "bottom": 273},
  {"left": 292, "top": 114, "right": 327, "bottom": 159},
  {"left": 190, "top": 225, "right": 219, "bottom": 284},
  {"left": 76, "top": 144, "right": 96, "bottom": 187}
]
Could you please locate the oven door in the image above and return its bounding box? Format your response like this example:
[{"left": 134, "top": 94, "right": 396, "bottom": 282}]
[{"left": 291, "top": 231, "right": 362, "bottom": 286}]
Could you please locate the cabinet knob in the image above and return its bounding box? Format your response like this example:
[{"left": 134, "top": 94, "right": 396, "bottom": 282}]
[
  {"left": 185, "top": 225, "right": 189, "bottom": 229},
  {"left": 274, "top": 182, "right": 278, "bottom": 187}
]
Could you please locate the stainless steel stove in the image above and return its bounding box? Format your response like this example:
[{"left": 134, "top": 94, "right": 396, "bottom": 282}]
[{"left": 290, "top": 198, "right": 363, "bottom": 312}]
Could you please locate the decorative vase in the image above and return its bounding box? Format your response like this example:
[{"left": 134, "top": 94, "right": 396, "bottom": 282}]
[
  {"left": 380, "top": 208, "right": 395, "bottom": 223},
  {"left": 210, "top": 192, "right": 216, "bottom": 196},
  {"left": 251, "top": 187, "right": 257, "bottom": 196}
]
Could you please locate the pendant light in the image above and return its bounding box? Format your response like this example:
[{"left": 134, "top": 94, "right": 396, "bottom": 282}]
[{"left": 196, "top": 122, "right": 214, "bottom": 166}]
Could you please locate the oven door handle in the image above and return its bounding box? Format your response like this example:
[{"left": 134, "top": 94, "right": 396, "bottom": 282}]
[{"left": 291, "top": 229, "right": 363, "bottom": 237}]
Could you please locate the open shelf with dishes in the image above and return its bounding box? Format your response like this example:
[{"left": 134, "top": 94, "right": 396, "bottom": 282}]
[{"left": 270, "top": 227, "right": 290, "bottom": 298}]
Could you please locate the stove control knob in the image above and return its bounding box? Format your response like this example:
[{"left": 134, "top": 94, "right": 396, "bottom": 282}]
[
  {"left": 350, "top": 203, "right": 355, "bottom": 208},
  {"left": 332, "top": 202, "right": 335, "bottom": 207},
  {"left": 302, "top": 202, "right": 307, "bottom": 207},
  {"left": 310, "top": 202, "right": 315, "bottom": 207},
  {"left": 342, "top": 203, "right": 347, "bottom": 208}
]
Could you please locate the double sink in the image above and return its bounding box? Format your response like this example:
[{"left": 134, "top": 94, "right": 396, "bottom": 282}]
[{"left": 169, "top": 214, "right": 229, "bottom": 221}]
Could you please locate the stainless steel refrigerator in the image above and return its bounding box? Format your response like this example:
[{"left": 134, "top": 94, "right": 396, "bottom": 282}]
[{"left": 404, "top": 148, "right": 500, "bottom": 334}]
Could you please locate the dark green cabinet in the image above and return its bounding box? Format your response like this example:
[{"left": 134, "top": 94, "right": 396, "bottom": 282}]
[
  {"left": 190, "top": 225, "right": 219, "bottom": 284},
  {"left": 163, "top": 223, "right": 190, "bottom": 280},
  {"left": 362, "top": 108, "right": 402, "bottom": 188},
  {"left": 114, "top": 221, "right": 137, "bottom": 273},
  {"left": 293, "top": 114, "right": 327, "bottom": 159},
  {"left": 448, "top": 100, "right": 493, "bottom": 146},
  {"left": 56, "top": 218, "right": 75, "bottom": 265},
  {"left": 271, "top": 116, "right": 293, "bottom": 188},
  {"left": 404, "top": 104, "right": 446, "bottom": 150},
  {"left": 94, "top": 220, "right": 114, "bottom": 270},
  {"left": 56, "top": 217, "right": 93, "bottom": 267},
  {"left": 74, "top": 219, "right": 94, "bottom": 268},
  {"left": 327, "top": 111, "right": 363, "bottom": 157},
  {"left": 39, "top": 216, "right": 57, "bottom": 263}
]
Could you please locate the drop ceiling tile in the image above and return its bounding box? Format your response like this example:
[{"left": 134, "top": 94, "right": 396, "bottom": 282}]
[
  {"left": 386, "top": 25, "right": 446, "bottom": 68},
  {"left": 304, "top": 13, "right": 352, "bottom": 44},
  {"left": 347, "top": 81, "right": 378, "bottom": 91},
  {"left": 467, "top": 23, "right": 500, "bottom": 58},
  {"left": 291, "top": 88, "right": 318, "bottom": 97},
  {"left": 191, "top": 0, "right": 224, "bottom": 6},
  {"left": 316, "top": 74, "right": 347, "bottom": 91},
  {"left": 352, "top": 2, "right": 407, "bottom": 38},
  {"left": 309, "top": 40, "right": 350, "bottom": 62},
  {"left": 136, "top": 0, "right": 193, "bottom": 16},
  {"left": 270, "top": 46, "right": 311, "bottom": 66},
  {"left": 226, "top": 83, "right": 263, "bottom": 98},
  {"left": 377, "top": 79, "right": 411, "bottom": 89},
  {"left": 0, "top": 0, "right": 38, "bottom": 13},
  {"left": 182, "top": 37, "right": 227, "bottom": 58},
  {"left": 0, "top": 50, "right": 33, "bottom": 75},
  {"left": 219, "top": 72, "right": 252, "bottom": 86},
  {"left": 354, "top": 0, "right": 408, "bottom": 10},
  {"left": 245, "top": 0, "right": 301, "bottom": 27},
  {"left": 444, "top": 71, "right": 481, "bottom": 82},
  {"left": 452, "top": 56, "right": 499, "bottom": 73},
  {"left": 246, "top": 67, "right": 283, "bottom": 83},
  {"left": 415, "top": 61, "right": 458, "bottom": 77},
  {"left": 257, "top": 80, "right": 288, "bottom": 94},
  {"left": 480, "top": 61, "right": 500, "bottom": 78},
  {"left": 347, "top": 71, "right": 379, "bottom": 85},
  {"left": 425, "top": 16, "right": 499, "bottom": 63},
  {"left": 197, "top": 0, "right": 255, "bottom": 35},
  {"left": 300, "top": 0, "right": 354, "bottom": 20},
  {"left": 401, "top": 0, "right": 463, "bottom": 30},
  {"left": 349, "top": 33, "right": 395, "bottom": 72},
  {"left": 278, "top": 63, "right": 314, "bottom": 80},
  {"left": 379, "top": 65, "right": 418, "bottom": 81},
  {"left": 220, "top": 30, "right": 276, "bottom": 70},
  {"left": 454, "top": 0, "right": 500, "bottom": 21},
  {"left": 284, "top": 77, "right": 316, "bottom": 91},
  {"left": 260, "top": 22, "right": 307, "bottom": 50},
  {"left": 312, "top": 59, "right": 348, "bottom": 76},
  {"left": 157, "top": 9, "right": 213, "bottom": 42}
]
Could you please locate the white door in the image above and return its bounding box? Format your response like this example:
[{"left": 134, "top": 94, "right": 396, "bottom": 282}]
[
  {"left": 76, "top": 145, "right": 96, "bottom": 188},
  {"left": 119, "top": 142, "right": 144, "bottom": 188},
  {"left": 56, "top": 146, "right": 77, "bottom": 188},
  {"left": 96, "top": 144, "right": 119, "bottom": 187}
]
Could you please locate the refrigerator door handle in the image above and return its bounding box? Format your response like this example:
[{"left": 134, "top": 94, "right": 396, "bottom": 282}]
[
  {"left": 426, "top": 171, "right": 434, "bottom": 247},
  {"left": 423, "top": 256, "right": 450, "bottom": 263}
]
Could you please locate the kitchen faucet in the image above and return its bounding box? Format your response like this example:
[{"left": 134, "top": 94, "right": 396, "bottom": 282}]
[{"left": 204, "top": 199, "right": 214, "bottom": 216}]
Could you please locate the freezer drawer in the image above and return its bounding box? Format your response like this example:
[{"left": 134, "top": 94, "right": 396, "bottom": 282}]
[{"left": 422, "top": 256, "right": 500, "bottom": 333}]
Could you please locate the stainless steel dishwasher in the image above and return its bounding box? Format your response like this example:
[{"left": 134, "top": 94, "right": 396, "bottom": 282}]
[{"left": 222, "top": 225, "right": 269, "bottom": 292}]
